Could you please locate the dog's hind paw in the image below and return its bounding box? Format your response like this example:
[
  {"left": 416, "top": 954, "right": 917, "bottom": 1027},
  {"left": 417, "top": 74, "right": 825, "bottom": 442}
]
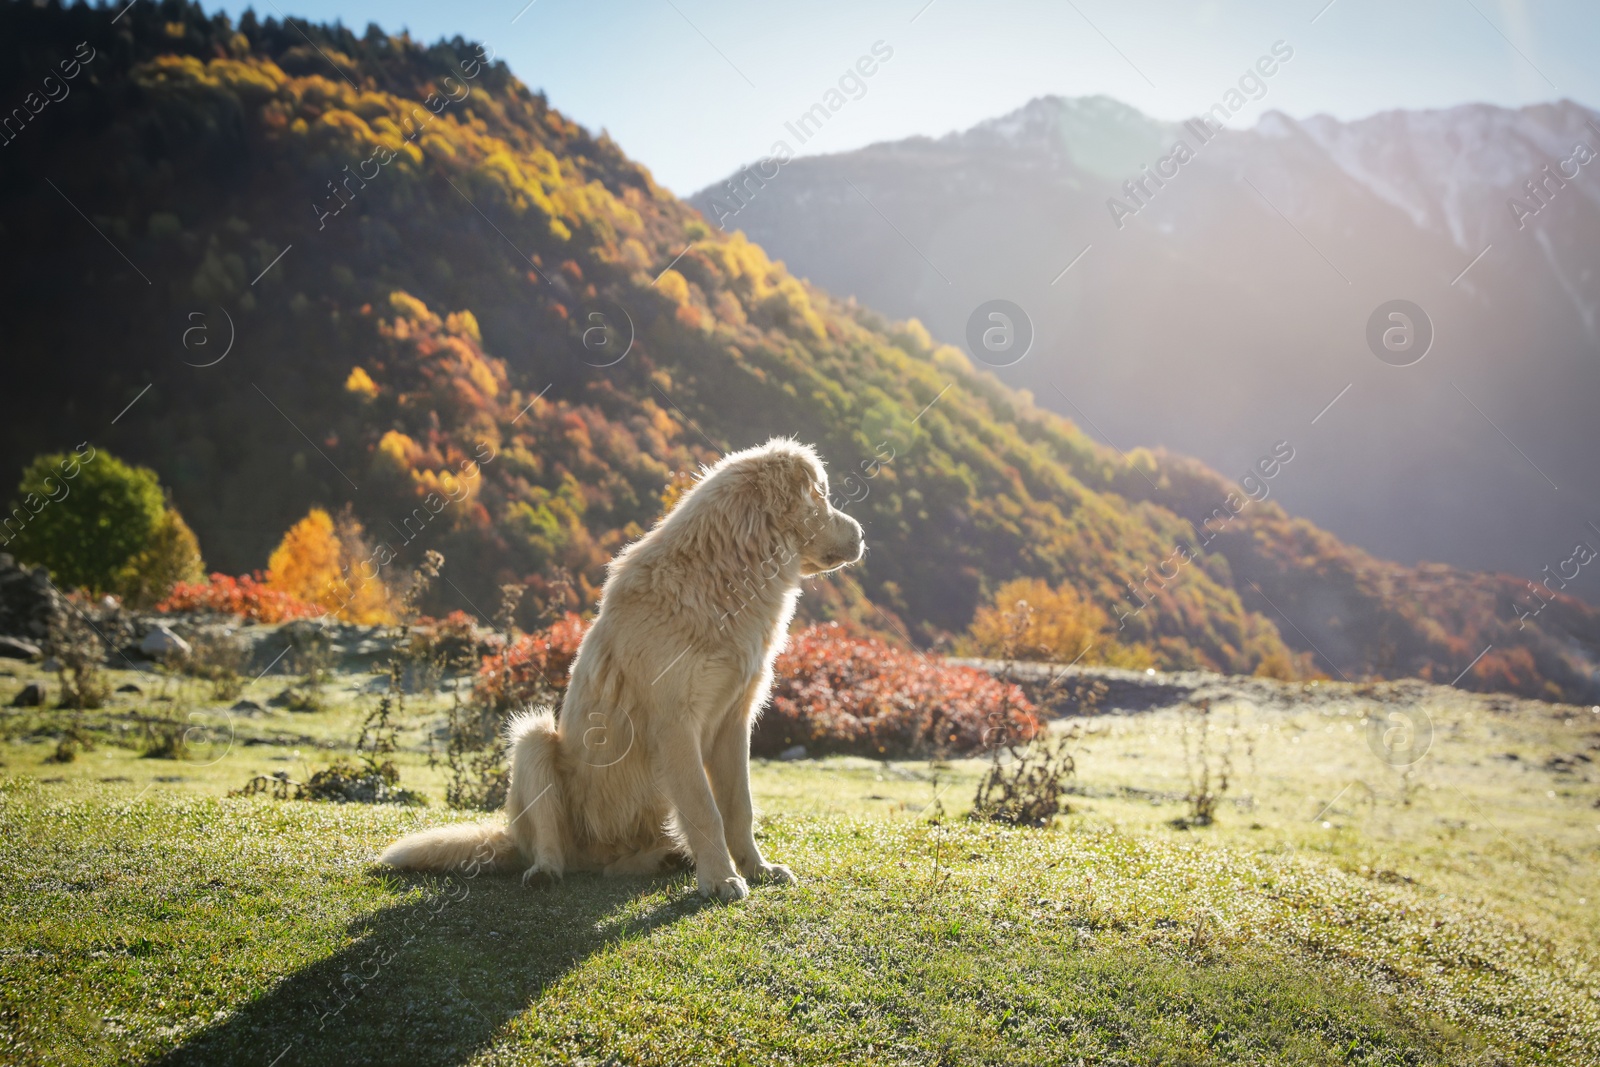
[
  {"left": 751, "top": 862, "right": 797, "bottom": 886},
  {"left": 699, "top": 875, "right": 749, "bottom": 902}
]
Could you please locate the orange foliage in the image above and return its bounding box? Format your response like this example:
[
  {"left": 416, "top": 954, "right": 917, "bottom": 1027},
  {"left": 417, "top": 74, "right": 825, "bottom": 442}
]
[
  {"left": 265, "top": 508, "right": 396, "bottom": 624},
  {"left": 157, "top": 573, "right": 320, "bottom": 623},
  {"left": 967, "top": 577, "right": 1153, "bottom": 668}
]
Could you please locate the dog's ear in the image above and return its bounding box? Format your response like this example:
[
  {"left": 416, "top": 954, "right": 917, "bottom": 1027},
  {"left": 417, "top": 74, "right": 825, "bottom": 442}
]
[{"left": 756, "top": 449, "right": 819, "bottom": 520}]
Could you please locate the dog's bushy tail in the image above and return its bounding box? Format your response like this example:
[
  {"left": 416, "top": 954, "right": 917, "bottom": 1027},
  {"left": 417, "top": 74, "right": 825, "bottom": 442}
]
[
  {"left": 378, "top": 822, "right": 519, "bottom": 874},
  {"left": 379, "top": 707, "right": 568, "bottom": 876}
]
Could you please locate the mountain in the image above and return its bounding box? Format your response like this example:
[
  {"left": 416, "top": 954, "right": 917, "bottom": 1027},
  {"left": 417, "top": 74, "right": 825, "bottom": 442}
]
[
  {"left": 689, "top": 94, "right": 1600, "bottom": 610},
  {"left": 0, "top": 2, "right": 1597, "bottom": 701}
]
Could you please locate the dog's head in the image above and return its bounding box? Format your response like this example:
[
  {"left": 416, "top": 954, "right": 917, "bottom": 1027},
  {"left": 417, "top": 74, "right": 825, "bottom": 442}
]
[{"left": 710, "top": 438, "right": 865, "bottom": 577}]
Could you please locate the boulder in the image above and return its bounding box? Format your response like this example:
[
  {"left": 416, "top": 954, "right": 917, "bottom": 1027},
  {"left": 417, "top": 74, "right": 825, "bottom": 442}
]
[
  {"left": 0, "top": 636, "right": 42, "bottom": 661},
  {"left": 0, "top": 553, "right": 66, "bottom": 642},
  {"left": 140, "top": 624, "right": 192, "bottom": 658},
  {"left": 778, "top": 744, "right": 808, "bottom": 762},
  {"left": 11, "top": 682, "right": 45, "bottom": 707}
]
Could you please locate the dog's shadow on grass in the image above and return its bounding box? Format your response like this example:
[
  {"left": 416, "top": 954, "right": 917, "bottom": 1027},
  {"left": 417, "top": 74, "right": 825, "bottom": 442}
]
[{"left": 151, "top": 867, "right": 706, "bottom": 1067}]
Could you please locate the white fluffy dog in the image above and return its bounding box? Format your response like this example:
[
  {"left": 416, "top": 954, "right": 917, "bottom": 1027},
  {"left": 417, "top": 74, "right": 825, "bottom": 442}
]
[{"left": 380, "top": 438, "right": 864, "bottom": 901}]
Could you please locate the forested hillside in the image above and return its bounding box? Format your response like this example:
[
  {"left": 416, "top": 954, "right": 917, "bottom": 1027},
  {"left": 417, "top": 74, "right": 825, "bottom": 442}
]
[{"left": 1, "top": 1, "right": 1595, "bottom": 700}]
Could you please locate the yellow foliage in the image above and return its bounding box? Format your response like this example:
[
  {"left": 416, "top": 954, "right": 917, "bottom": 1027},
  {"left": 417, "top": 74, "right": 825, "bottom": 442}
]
[
  {"left": 413, "top": 466, "right": 480, "bottom": 510},
  {"left": 656, "top": 269, "right": 690, "bottom": 306},
  {"left": 344, "top": 366, "right": 379, "bottom": 401},
  {"left": 212, "top": 57, "right": 285, "bottom": 98},
  {"left": 462, "top": 345, "right": 501, "bottom": 399},
  {"left": 969, "top": 578, "right": 1106, "bottom": 661},
  {"left": 117, "top": 507, "right": 206, "bottom": 609},
  {"left": 966, "top": 577, "right": 1155, "bottom": 668},
  {"left": 895, "top": 318, "right": 934, "bottom": 353},
  {"left": 771, "top": 277, "right": 826, "bottom": 339},
  {"left": 444, "top": 309, "right": 481, "bottom": 344},
  {"left": 619, "top": 238, "right": 651, "bottom": 273},
  {"left": 1098, "top": 642, "right": 1157, "bottom": 670},
  {"left": 377, "top": 430, "right": 420, "bottom": 470},
  {"left": 266, "top": 508, "right": 395, "bottom": 624},
  {"left": 1253, "top": 650, "right": 1298, "bottom": 681},
  {"left": 713, "top": 290, "right": 747, "bottom": 327},
  {"left": 658, "top": 469, "right": 696, "bottom": 516},
  {"left": 388, "top": 290, "right": 436, "bottom": 326}
]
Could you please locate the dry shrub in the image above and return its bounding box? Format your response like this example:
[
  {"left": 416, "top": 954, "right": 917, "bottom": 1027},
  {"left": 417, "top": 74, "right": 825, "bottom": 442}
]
[
  {"left": 440, "top": 694, "right": 510, "bottom": 811},
  {"left": 754, "top": 623, "right": 1039, "bottom": 759},
  {"left": 48, "top": 606, "right": 111, "bottom": 710},
  {"left": 232, "top": 759, "right": 419, "bottom": 805},
  {"left": 971, "top": 731, "right": 1078, "bottom": 827},
  {"left": 47, "top": 730, "right": 91, "bottom": 763},
  {"left": 1177, "top": 699, "right": 1247, "bottom": 827},
  {"left": 408, "top": 610, "right": 484, "bottom": 672},
  {"left": 181, "top": 631, "right": 250, "bottom": 700},
  {"left": 280, "top": 623, "right": 334, "bottom": 712},
  {"left": 441, "top": 589, "right": 573, "bottom": 812},
  {"left": 140, "top": 714, "right": 189, "bottom": 760},
  {"left": 232, "top": 662, "right": 421, "bottom": 805}
]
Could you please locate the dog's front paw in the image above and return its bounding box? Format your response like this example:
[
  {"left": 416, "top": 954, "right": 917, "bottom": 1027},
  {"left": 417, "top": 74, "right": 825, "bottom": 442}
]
[
  {"left": 751, "top": 862, "right": 797, "bottom": 886},
  {"left": 699, "top": 875, "right": 749, "bottom": 902},
  {"left": 521, "top": 863, "right": 558, "bottom": 888}
]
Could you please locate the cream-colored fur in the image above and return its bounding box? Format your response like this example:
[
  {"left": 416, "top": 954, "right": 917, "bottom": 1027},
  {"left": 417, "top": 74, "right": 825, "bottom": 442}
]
[{"left": 380, "top": 438, "right": 864, "bottom": 901}]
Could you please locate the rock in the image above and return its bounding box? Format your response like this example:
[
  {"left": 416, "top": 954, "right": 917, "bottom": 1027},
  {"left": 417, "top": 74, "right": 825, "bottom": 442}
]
[
  {"left": 778, "top": 744, "right": 808, "bottom": 762},
  {"left": 268, "top": 687, "right": 319, "bottom": 711},
  {"left": 115, "top": 683, "right": 142, "bottom": 694},
  {"left": 0, "top": 554, "right": 67, "bottom": 641},
  {"left": 139, "top": 624, "right": 192, "bottom": 658},
  {"left": 0, "top": 636, "right": 42, "bottom": 660},
  {"left": 231, "top": 699, "right": 266, "bottom": 714},
  {"left": 11, "top": 682, "right": 45, "bottom": 707}
]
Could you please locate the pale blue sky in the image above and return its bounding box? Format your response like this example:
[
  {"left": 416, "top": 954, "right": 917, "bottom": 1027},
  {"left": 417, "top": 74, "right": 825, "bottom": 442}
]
[{"left": 207, "top": 0, "right": 1598, "bottom": 194}]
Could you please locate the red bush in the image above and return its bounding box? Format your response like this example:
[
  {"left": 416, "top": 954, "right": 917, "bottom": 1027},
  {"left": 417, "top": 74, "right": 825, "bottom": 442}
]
[
  {"left": 469, "top": 618, "right": 1039, "bottom": 759},
  {"left": 156, "top": 572, "right": 320, "bottom": 623},
  {"left": 474, "top": 612, "right": 588, "bottom": 712},
  {"left": 754, "top": 624, "right": 1039, "bottom": 759}
]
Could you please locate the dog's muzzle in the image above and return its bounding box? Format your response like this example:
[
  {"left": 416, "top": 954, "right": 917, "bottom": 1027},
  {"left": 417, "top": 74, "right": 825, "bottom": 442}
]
[{"left": 823, "top": 517, "right": 865, "bottom": 568}]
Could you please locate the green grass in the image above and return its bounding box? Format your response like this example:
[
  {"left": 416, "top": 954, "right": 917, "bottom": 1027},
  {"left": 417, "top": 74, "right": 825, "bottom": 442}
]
[{"left": 1, "top": 660, "right": 1598, "bottom": 1065}]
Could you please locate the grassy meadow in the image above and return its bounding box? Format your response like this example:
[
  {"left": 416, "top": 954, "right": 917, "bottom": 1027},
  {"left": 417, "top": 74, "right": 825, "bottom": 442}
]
[{"left": 1, "top": 653, "right": 1598, "bottom": 1066}]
